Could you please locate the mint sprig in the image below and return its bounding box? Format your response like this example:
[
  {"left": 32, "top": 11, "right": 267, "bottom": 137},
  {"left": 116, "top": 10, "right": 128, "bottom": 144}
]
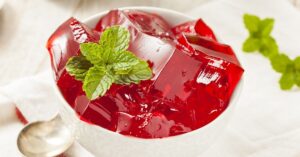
[
  {"left": 243, "top": 14, "right": 278, "bottom": 57},
  {"left": 66, "top": 26, "right": 152, "bottom": 100},
  {"left": 271, "top": 55, "right": 300, "bottom": 90},
  {"left": 243, "top": 14, "right": 300, "bottom": 90}
]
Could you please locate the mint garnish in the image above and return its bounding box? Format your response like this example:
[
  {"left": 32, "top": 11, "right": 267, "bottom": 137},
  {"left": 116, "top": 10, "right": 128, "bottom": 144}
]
[
  {"left": 271, "top": 54, "right": 300, "bottom": 90},
  {"left": 243, "top": 14, "right": 300, "bottom": 90},
  {"left": 83, "top": 66, "right": 114, "bottom": 100},
  {"left": 270, "top": 54, "right": 291, "bottom": 73},
  {"left": 243, "top": 14, "right": 278, "bottom": 57},
  {"left": 66, "top": 56, "right": 93, "bottom": 81},
  {"left": 66, "top": 26, "right": 152, "bottom": 100},
  {"left": 279, "top": 64, "right": 295, "bottom": 90}
]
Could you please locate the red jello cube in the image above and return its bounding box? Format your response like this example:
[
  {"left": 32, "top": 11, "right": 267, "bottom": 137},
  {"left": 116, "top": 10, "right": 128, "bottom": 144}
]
[
  {"left": 95, "top": 10, "right": 175, "bottom": 77},
  {"left": 172, "top": 19, "right": 217, "bottom": 41},
  {"left": 78, "top": 95, "right": 118, "bottom": 129},
  {"left": 46, "top": 17, "right": 99, "bottom": 78},
  {"left": 112, "top": 111, "right": 178, "bottom": 138},
  {"left": 57, "top": 70, "right": 83, "bottom": 107},
  {"left": 133, "top": 112, "right": 175, "bottom": 138},
  {"left": 194, "top": 19, "right": 217, "bottom": 41},
  {"left": 151, "top": 39, "right": 243, "bottom": 128},
  {"left": 96, "top": 10, "right": 172, "bottom": 38},
  {"left": 185, "top": 35, "right": 240, "bottom": 65},
  {"left": 184, "top": 35, "right": 244, "bottom": 99},
  {"left": 172, "top": 21, "right": 196, "bottom": 35},
  {"left": 152, "top": 49, "right": 202, "bottom": 102}
]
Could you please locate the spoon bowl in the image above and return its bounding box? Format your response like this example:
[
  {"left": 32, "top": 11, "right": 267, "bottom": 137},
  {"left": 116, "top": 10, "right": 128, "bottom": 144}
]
[{"left": 17, "top": 116, "right": 74, "bottom": 157}]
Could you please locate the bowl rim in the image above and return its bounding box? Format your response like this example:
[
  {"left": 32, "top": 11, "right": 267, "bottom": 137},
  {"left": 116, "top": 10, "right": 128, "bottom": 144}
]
[{"left": 52, "top": 6, "right": 244, "bottom": 141}]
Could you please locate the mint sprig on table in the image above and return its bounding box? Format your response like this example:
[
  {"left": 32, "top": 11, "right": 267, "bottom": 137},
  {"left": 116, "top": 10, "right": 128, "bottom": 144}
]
[
  {"left": 243, "top": 14, "right": 300, "bottom": 90},
  {"left": 66, "top": 26, "right": 152, "bottom": 100},
  {"left": 243, "top": 14, "right": 278, "bottom": 57},
  {"left": 271, "top": 55, "right": 300, "bottom": 90}
]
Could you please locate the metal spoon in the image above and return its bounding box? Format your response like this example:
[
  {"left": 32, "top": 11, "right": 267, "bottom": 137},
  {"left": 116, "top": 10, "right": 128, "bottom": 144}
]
[{"left": 17, "top": 115, "right": 74, "bottom": 157}]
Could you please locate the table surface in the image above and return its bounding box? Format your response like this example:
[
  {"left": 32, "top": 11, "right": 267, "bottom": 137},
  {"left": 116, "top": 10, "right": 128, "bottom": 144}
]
[{"left": 0, "top": 0, "right": 299, "bottom": 86}]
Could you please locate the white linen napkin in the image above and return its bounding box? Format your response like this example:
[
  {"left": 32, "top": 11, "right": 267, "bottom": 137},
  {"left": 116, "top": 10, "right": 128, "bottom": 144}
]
[
  {"left": 0, "top": 71, "right": 94, "bottom": 156},
  {"left": 0, "top": 71, "right": 58, "bottom": 122},
  {"left": 0, "top": 72, "right": 52, "bottom": 157},
  {"left": 0, "top": 0, "right": 300, "bottom": 156}
]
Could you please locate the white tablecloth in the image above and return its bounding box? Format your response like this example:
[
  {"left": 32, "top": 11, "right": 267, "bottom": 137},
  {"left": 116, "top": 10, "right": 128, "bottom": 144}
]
[{"left": 1, "top": 0, "right": 300, "bottom": 156}]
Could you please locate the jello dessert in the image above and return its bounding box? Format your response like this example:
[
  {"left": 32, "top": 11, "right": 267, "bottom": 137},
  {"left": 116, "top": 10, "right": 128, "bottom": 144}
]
[{"left": 46, "top": 9, "right": 244, "bottom": 139}]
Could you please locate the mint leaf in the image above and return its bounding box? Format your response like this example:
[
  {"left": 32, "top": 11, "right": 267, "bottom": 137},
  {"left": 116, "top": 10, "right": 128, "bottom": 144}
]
[
  {"left": 293, "top": 57, "right": 300, "bottom": 87},
  {"left": 243, "top": 37, "right": 261, "bottom": 52},
  {"left": 279, "top": 65, "right": 295, "bottom": 90},
  {"left": 100, "top": 26, "right": 130, "bottom": 52},
  {"left": 80, "top": 43, "right": 103, "bottom": 65},
  {"left": 112, "top": 62, "right": 140, "bottom": 75},
  {"left": 244, "top": 14, "right": 260, "bottom": 33},
  {"left": 295, "top": 71, "right": 300, "bottom": 87},
  {"left": 130, "top": 61, "right": 153, "bottom": 81},
  {"left": 66, "top": 56, "right": 93, "bottom": 81},
  {"left": 111, "top": 51, "right": 151, "bottom": 81},
  {"left": 110, "top": 51, "right": 140, "bottom": 74},
  {"left": 110, "top": 50, "right": 140, "bottom": 66},
  {"left": 279, "top": 72, "right": 294, "bottom": 90},
  {"left": 83, "top": 66, "right": 114, "bottom": 100},
  {"left": 115, "top": 61, "right": 152, "bottom": 84},
  {"left": 259, "top": 18, "right": 274, "bottom": 37},
  {"left": 294, "top": 56, "right": 300, "bottom": 70},
  {"left": 98, "top": 26, "right": 130, "bottom": 63},
  {"left": 259, "top": 36, "right": 278, "bottom": 57},
  {"left": 270, "top": 54, "right": 292, "bottom": 73}
]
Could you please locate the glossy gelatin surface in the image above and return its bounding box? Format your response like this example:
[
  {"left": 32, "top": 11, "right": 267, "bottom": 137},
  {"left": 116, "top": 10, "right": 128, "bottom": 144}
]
[{"left": 47, "top": 10, "right": 244, "bottom": 138}]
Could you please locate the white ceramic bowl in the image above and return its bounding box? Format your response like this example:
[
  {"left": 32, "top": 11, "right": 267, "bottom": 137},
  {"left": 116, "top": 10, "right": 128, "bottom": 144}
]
[{"left": 54, "top": 7, "right": 243, "bottom": 157}]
